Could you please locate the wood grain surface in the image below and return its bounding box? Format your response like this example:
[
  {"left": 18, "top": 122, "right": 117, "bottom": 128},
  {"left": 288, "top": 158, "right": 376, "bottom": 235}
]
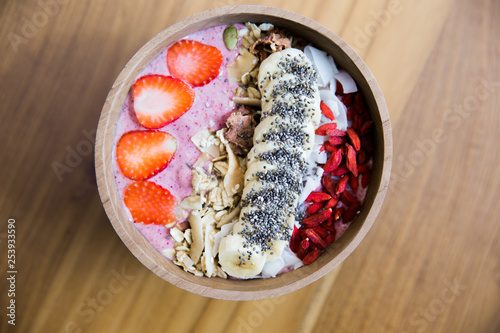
[{"left": 0, "top": 0, "right": 498, "bottom": 332}]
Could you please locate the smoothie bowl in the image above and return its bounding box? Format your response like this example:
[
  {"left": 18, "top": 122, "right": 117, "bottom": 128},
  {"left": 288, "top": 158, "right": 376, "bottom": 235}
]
[{"left": 95, "top": 5, "right": 392, "bottom": 300}]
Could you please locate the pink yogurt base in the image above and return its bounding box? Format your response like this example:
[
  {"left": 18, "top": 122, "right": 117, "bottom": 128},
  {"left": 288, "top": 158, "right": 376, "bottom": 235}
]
[{"left": 113, "top": 24, "right": 244, "bottom": 252}]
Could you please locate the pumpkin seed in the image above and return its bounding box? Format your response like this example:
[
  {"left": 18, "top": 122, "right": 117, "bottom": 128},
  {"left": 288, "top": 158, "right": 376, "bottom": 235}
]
[{"left": 223, "top": 25, "right": 238, "bottom": 50}]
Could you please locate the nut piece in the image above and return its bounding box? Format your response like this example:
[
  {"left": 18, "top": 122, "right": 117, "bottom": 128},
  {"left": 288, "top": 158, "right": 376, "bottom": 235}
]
[{"left": 223, "top": 25, "right": 238, "bottom": 50}]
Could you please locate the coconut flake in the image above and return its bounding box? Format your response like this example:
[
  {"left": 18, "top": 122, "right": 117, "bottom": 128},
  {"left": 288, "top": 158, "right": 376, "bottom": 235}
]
[
  {"left": 238, "top": 28, "right": 249, "bottom": 37},
  {"left": 281, "top": 247, "right": 303, "bottom": 269},
  {"left": 324, "top": 99, "right": 347, "bottom": 131},
  {"left": 298, "top": 168, "right": 323, "bottom": 203},
  {"left": 315, "top": 149, "right": 328, "bottom": 164},
  {"left": 327, "top": 55, "right": 339, "bottom": 75},
  {"left": 334, "top": 70, "right": 357, "bottom": 94},
  {"left": 212, "top": 220, "right": 237, "bottom": 255},
  {"left": 304, "top": 46, "right": 336, "bottom": 87},
  {"left": 261, "top": 257, "right": 285, "bottom": 278}
]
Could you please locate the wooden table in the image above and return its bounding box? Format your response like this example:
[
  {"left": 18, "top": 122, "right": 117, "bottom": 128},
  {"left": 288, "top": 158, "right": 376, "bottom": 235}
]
[{"left": 1, "top": 0, "right": 499, "bottom": 332}]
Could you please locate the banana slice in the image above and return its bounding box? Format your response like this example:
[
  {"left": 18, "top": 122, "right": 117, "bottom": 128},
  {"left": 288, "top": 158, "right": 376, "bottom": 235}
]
[
  {"left": 258, "top": 48, "right": 314, "bottom": 91},
  {"left": 253, "top": 115, "right": 315, "bottom": 155},
  {"left": 266, "top": 240, "right": 287, "bottom": 262},
  {"left": 244, "top": 160, "right": 278, "bottom": 183},
  {"left": 218, "top": 233, "right": 267, "bottom": 279},
  {"left": 261, "top": 90, "right": 321, "bottom": 126},
  {"left": 241, "top": 180, "right": 299, "bottom": 214},
  {"left": 246, "top": 144, "right": 308, "bottom": 173}
]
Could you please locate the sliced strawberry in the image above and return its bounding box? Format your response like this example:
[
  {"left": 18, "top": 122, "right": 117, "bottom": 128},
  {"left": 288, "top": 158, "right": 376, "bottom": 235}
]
[
  {"left": 132, "top": 75, "right": 194, "bottom": 129},
  {"left": 116, "top": 130, "right": 177, "bottom": 180},
  {"left": 123, "top": 181, "right": 183, "bottom": 225},
  {"left": 167, "top": 39, "right": 223, "bottom": 86}
]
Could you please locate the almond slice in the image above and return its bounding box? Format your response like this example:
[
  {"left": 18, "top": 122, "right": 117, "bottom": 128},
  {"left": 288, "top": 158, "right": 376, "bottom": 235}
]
[
  {"left": 223, "top": 145, "right": 244, "bottom": 196},
  {"left": 187, "top": 212, "right": 204, "bottom": 263}
]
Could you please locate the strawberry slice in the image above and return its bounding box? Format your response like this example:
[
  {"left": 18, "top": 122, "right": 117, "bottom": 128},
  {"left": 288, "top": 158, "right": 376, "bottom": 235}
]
[
  {"left": 116, "top": 130, "right": 177, "bottom": 180},
  {"left": 167, "top": 39, "right": 223, "bottom": 86},
  {"left": 132, "top": 75, "right": 194, "bottom": 129},
  {"left": 124, "top": 181, "right": 184, "bottom": 225}
]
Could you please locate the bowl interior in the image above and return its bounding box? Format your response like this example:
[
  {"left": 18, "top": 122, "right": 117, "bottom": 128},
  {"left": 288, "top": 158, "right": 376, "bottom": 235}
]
[{"left": 95, "top": 5, "right": 392, "bottom": 300}]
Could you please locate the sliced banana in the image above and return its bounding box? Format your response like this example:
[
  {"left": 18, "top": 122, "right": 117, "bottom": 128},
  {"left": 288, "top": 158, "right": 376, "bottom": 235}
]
[
  {"left": 261, "top": 90, "right": 321, "bottom": 126},
  {"left": 244, "top": 160, "right": 278, "bottom": 183},
  {"left": 246, "top": 144, "right": 308, "bottom": 171},
  {"left": 218, "top": 48, "right": 319, "bottom": 279},
  {"left": 266, "top": 240, "right": 287, "bottom": 262},
  {"left": 218, "top": 233, "right": 267, "bottom": 279},
  {"left": 258, "top": 48, "right": 314, "bottom": 91},
  {"left": 253, "top": 115, "right": 315, "bottom": 155}
]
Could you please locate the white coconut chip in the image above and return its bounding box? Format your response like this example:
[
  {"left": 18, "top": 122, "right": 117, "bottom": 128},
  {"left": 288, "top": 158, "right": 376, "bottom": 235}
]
[
  {"left": 327, "top": 55, "right": 339, "bottom": 75},
  {"left": 324, "top": 99, "right": 348, "bottom": 131},
  {"left": 304, "top": 45, "right": 336, "bottom": 87},
  {"left": 261, "top": 257, "right": 285, "bottom": 278},
  {"left": 212, "top": 220, "right": 237, "bottom": 255},
  {"left": 334, "top": 70, "right": 357, "bottom": 94},
  {"left": 281, "top": 247, "right": 304, "bottom": 269},
  {"left": 298, "top": 165, "right": 324, "bottom": 204}
]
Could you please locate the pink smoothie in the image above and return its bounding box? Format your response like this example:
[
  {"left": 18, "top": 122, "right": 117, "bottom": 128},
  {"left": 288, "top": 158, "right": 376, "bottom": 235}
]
[{"left": 112, "top": 24, "right": 243, "bottom": 251}]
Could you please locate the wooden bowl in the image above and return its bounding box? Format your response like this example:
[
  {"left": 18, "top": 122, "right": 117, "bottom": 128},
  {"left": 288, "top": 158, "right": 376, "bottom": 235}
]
[{"left": 95, "top": 5, "right": 392, "bottom": 300}]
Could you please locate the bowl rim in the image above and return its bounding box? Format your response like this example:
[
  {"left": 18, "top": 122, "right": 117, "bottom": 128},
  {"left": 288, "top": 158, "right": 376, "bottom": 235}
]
[{"left": 95, "top": 5, "right": 392, "bottom": 300}]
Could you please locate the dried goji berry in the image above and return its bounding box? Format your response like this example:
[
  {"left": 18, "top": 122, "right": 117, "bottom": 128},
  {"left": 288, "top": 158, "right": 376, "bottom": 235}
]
[
  {"left": 346, "top": 107, "right": 355, "bottom": 121},
  {"left": 320, "top": 101, "right": 335, "bottom": 121},
  {"left": 331, "top": 164, "right": 349, "bottom": 176},
  {"left": 297, "top": 240, "right": 309, "bottom": 259},
  {"left": 343, "top": 203, "right": 361, "bottom": 223},
  {"left": 306, "top": 202, "right": 324, "bottom": 215},
  {"left": 306, "top": 192, "right": 331, "bottom": 203},
  {"left": 305, "top": 229, "right": 327, "bottom": 249},
  {"left": 315, "top": 123, "right": 338, "bottom": 135},
  {"left": 336, "top": 80, "right": 343, "bottom": 94},
  {"left": 357, "top": 149, "right": 367, "bottom": 164},
  {"left": 360, "top": 121, "right": 374, "bottom": 136},
  {"left": 322, "top": 174, "right": 336, "bottom": 196},
  {"left": 357, "top": 164, "right": 369, "bottom": 174},
  {"left": 350, "top": 173, "right": 358, "bottom": 194},
  {"left": 323, "top": 148, "right": 343, "bottom": 173},
  {"left": 341, "top": 191, "right": 359, "bottom": 205},
  {"left": 338, "top": 93, "right": 353, "bottom": 107},
  {"left": 302, "top": 208, "right": 332, "bottom": 228},
  {"left": 324, "top": 141, "right": 336, "bottom": 153},
  {"left": 335, "top": 175, "right": 349, "bottom": 195},
  {"left": 334, "top": 206, "right": 345, "bottom": 221},
  {"left": 362, "top": 137, "right": 374, "bottom": 152},
  {"left": 345, "top": 143, "right": 358, "bottom": 177},
  {"left": 352, "top": 114, "right": 363, "bottom": 130},
  {"left": 324, "top": 222, "right": 336, "bottom": 233},
  {"left": 301, "top": 238, "right": 310, "bottom": 250},
  {"left": 289, "top": 226, "right": 301, "bottom": 253},
  {"left": 303, "top": 249, "right": 322, "bottom": 264},
  {"left": 325, "top": 215, "right": 335, "bottom": 228},
  {"left": 324, "top": 232, "right": 336, "bottom": 246},
  {"left": 312, "top": 225, "right": 329, "bottom": 238},
  {"left": 325, "top": 196, "right": 339, "bottom": 209},
  {"left": 346, "top": 128, "right": 361, "bottom": 151},
  {"left": 326, "top": 128, "right": 346, "bottom": 137},
  {"left": 353, "top": 92, "right": 365, "bottom": 114},
  {"left": 328, "top": 136, "right": 345, "bottom": 146}
]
